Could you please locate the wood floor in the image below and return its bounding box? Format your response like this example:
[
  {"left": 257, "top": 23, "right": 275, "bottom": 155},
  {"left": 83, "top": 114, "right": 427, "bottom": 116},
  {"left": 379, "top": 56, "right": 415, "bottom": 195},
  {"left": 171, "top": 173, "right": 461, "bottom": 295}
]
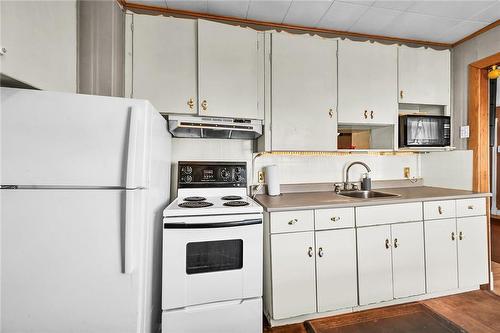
[
  {"left": 493, "top": 261, "right": 500, "bottom": 295},
  {"left": 264, "top": 290, "right": 500, "bottom": 333}
]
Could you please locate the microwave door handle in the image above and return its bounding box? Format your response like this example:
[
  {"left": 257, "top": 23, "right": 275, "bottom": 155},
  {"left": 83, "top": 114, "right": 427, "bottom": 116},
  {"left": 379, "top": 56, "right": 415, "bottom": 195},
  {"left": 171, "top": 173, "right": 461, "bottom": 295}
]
[{"left": 164, "top": 218, "right": 262, "bottom": 229}]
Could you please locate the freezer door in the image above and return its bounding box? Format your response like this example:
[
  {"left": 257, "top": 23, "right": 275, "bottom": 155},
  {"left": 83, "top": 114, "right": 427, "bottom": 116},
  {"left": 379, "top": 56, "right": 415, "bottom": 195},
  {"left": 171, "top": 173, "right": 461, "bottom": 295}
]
[
  {"left": 0, "top": 88, "right": 152, "bottom": 188},
  {"left": 1, "top": 189, "right": 146, "bottom": 333}
]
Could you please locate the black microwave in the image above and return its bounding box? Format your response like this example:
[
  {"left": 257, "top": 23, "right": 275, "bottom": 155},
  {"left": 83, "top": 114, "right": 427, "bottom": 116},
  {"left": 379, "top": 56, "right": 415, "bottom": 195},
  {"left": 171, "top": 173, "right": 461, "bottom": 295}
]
[{"left": 399, "top": 115, "right": 451, "bottom": 147}]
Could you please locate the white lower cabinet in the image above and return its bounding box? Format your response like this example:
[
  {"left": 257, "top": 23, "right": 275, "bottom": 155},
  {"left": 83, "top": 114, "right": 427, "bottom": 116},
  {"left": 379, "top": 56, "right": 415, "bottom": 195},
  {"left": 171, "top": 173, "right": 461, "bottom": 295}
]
[
  {"left": 457, "top": 216, "right": 489, "bottom": 288},
  {"left": 270, "top": 231, "right": 316, "bottom": 319},
  {"left": 425, "top": 218, "right": 459, "bottom": 293},
  {"left": 357, "top": 221, "right": 425, "bottom": 305},
  {"left": 391, "top": 222, "right": 426, "bottom": 299},
  {"left": 265, "top": 198, "right": 488, "bottom": 325},
  {"left": 357, "top": 225, "right": 393, "bottom": 305},
  {"left": 315, "top": 229, "right": 358, "bottom": 312},
  {"left": 424, "top": 216, "right": 489, "bottom": 293}
]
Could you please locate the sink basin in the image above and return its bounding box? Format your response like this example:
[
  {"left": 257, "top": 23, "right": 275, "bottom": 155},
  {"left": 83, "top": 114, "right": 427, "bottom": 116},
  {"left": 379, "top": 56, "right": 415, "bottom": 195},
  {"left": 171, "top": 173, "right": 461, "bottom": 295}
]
[{"left": 338, "top": 190, "right": 400, "bottom": 199}]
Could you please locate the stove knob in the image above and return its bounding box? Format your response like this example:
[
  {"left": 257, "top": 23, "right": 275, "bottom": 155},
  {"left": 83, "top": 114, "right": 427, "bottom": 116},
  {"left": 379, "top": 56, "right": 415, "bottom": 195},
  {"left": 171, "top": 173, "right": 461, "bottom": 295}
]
[
  {"left": 235, "top": 175, "right": 241, "bottom": 182},
  {"left": 221, "top": 169, "right": 229, "bottom": 179},
  {"left": 234, "top": 167, "right": 241, "bottom": 174},
  {"left": 185, "top": 175, "right": 192, "bottom": 183}
]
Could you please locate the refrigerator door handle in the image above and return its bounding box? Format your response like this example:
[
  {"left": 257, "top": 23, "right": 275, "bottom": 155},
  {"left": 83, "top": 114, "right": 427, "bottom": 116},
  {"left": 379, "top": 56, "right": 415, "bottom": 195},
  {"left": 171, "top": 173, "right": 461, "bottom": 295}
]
[
  {"left": 125, "top": 106, "right": 147, "bottom": 189},
  {"left": 123, "top": 191, "right": 136, "bottom": 274}
]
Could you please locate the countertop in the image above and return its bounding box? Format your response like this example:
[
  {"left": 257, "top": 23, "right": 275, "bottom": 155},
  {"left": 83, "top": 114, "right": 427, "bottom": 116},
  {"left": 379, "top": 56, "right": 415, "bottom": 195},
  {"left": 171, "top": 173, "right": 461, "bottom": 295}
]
[{"left": 254, "top": 186, "right": 491, "bottom": 212}]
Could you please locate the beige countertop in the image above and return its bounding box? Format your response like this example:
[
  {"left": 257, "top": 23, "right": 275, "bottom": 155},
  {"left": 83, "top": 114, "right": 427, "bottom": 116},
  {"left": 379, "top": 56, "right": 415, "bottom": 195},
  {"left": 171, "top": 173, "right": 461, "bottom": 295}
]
[{"left": 254, "top": 186, "right": 491, "bottom": 212}]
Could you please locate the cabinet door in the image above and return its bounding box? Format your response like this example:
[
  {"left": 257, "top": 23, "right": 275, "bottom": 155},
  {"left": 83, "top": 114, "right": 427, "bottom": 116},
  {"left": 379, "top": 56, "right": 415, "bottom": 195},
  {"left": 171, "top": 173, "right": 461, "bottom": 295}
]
[
  {"left": 316, "top": 229, "right": 358, "bottom": 312},
  {"left": 398, "top": 46, "right": 450, "bottom": 106},
  {"left": 271, "top": 232, "right": 316, "bottom": 319},
  {"left": 391, "top": 222, "right": 426, "bottom": 298},
  {"left": 198, "top": 20, "right": 261, "bottom": 119},
  {"left": 271, "top": 33, "right": 337, "bottom": 151},
  {"left": 424, "top": 219, "right": 458, "bottom": 293},
  {"left": 0, "top": 1, "right": 77, "bottom": 92},
  {"left": 132, "top": 15, "right": 197, "bottom": 114},
  {"left": 338, "top": 40, "right": 397, "bottom": 125},
  {"left": 457, "top": 216, "right": 489, "bottom": 287},
  {"left": 357, "top": 225, "right": 393, "bottom": 305}
]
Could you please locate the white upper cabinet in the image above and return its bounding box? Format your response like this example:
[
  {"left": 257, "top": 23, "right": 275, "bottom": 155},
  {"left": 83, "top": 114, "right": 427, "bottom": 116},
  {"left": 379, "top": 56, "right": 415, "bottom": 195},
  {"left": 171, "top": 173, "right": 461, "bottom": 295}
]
[
  {"left": 0, "top": 1, "right": 77, "bottom": 92},
  {"left": 198, "top": 20, "right": 262, "bottom": 119},
  {"left": 398, "top": 46, "right": 450, "bottom": 106},
  {"left": 271, "top": 33, "right": 338, "bottom": 151},
  {"left": 338, "top": 40, "right": 398, "bottom": 125},
  {"left": 132, "top": 15, "right": 197, "bottom": 114}
]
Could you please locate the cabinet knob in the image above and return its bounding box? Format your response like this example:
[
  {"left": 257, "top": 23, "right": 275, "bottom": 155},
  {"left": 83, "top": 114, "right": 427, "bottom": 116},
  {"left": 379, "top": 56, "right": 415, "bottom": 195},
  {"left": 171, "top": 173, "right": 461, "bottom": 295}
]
[
  {"left": 329, "top": 109, "right": 334, "bottom": 118},
  {"left": 394, "top": 238, "right": 398, "bottom": 248},
  {"left": 307, "top": 247, "right": 314, "bottom": 257},
  {"left": 370, "top": 111, "right": 374, "bottom": 119},
  {"left": 438, "top": 206, "right": 443, "bottom": 215},
  {"left": 459, "top": 231, "right": 464, "bottom": 240},
  {"left": 451, "top": 232, "right": 455, "bottom": 241},
  {"left": 330, "top": 216, "right": 340, "bottom": 222},
  {"left": 467, "top": 205, "right": 474, "bottom": 210},
  {"left": 400, "top": 90, "right": 404, "bottom": 99},
  {"left": 288, "top": 218, "right": 298, "bottom": 225},
  {"left": 385, "top": 239, "right": 391, "bottom": 249},
  {"left": 201, "top": 100, "right": 208, "bottom": 111},
  {"left": 0, "top": 47, "right": 6, "bottom": 56},
  {"left": 318, "top": 247, "right": 324, "bottom": 257},
  {"left": 187, "top": 98, "right": 194, "bottom": 109},
  {"left": 364, "top": 110, "right": 368, "bottom": 119}
]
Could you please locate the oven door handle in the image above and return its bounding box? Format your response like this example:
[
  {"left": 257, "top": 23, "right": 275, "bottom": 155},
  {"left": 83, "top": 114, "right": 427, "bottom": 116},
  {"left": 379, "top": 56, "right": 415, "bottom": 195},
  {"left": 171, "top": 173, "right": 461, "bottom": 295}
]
[{"left": 164, "top": 218, "right": 262, "bottom": 229}]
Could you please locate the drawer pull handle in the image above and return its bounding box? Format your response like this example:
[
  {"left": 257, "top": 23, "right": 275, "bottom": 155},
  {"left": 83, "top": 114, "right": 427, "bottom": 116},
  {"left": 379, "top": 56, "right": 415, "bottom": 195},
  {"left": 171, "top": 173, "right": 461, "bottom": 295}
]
[
  {"left": 394, "top": 238, "right": 398, "bottom": 248},
  {"left": 451, "top": 232, "right": 455, "bottom": 241},
  {"left": 385, "top": 239, "right": 391, "bottom": 249},
  {"left": 330, "top": 216, "right": 341, "bottom": 222},
  {"left": 438, "top": 206, "right": 443, "bottom": 214},
  {"left": 307, "top": 247, "right": 314, "bottom": 257},
  {"left": 459, "top": 231, "right": 464, "bottom": 240},
  {"left": 288, "top": 218, "right": 298, "bottom": 225},
  {"left": 468, "top": 205, "right": 474, "bottom": 210},
  {"left": 318, "top": 247, "right": 324, "bottom": 258}
]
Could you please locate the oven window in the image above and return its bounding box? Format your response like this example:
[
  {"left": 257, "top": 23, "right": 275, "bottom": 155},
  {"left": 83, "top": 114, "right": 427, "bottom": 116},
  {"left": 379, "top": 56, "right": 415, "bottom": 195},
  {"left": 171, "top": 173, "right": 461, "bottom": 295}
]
[{"left": 186, "top": 239, "right": 243, "bottom": 274}]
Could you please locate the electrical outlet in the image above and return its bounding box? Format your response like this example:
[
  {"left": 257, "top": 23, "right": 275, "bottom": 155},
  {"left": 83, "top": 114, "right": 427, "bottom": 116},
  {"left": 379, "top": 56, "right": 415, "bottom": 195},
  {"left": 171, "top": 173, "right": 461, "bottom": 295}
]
[
  {"left": 404, "top": 167, "right": 410, "bottom": 178},
  {"left": 258, "top": 171, "right": 265, "bottom": 184}
]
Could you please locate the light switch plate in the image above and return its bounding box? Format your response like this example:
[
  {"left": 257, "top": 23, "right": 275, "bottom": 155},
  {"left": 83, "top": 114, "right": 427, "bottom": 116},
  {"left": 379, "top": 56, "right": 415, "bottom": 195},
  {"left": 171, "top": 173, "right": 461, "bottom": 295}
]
[{"left": 460, "top": 126, "right": 470, "bottom": 139}]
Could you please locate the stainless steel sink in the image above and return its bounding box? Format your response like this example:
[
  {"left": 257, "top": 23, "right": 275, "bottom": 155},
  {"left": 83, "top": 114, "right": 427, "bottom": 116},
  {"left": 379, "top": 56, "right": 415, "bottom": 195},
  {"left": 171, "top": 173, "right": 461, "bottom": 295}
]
[{"left": 338, "top": 190, "right": 400, "bottom": 199}]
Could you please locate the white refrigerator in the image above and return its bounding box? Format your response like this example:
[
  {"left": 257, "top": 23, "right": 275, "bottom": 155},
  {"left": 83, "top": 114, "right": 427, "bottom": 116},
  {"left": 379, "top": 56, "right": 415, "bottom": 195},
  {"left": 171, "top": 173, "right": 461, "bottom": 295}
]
[{"left": 0, "top": 88, "right": 171, "bottom": 333}]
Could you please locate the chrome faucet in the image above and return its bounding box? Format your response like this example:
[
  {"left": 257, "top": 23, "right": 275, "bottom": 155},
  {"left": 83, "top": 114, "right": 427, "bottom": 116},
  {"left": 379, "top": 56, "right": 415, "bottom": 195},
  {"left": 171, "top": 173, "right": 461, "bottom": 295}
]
[{"left": 344, "top": 161, "right": 371, "bottom": 191}]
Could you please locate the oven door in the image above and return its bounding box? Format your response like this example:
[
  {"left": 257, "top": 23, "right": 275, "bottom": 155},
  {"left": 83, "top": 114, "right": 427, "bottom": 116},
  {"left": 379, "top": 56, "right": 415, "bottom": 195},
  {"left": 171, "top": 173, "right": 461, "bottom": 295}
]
[{"left": 162, "top": 213, "right": 263, "bottom": 310}]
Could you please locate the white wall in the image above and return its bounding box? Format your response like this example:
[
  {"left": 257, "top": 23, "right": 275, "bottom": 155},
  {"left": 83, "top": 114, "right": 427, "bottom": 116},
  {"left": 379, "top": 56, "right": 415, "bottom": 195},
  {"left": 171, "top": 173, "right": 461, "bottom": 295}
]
[
  {"left": 451, "top": 25, "right": 500, "bottom": 150},
  {"left": 253, "top": 154, "right": 420, "bottom": 186},
  {"left": 421, "top": 150, "right": 473, "bottom": 190}
]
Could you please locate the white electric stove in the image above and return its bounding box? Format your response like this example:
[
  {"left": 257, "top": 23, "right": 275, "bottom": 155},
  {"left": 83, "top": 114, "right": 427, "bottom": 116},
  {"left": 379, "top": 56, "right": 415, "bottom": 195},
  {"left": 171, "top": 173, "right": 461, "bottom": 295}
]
[{"left": 162, "top": 161, "right": 263, "bottom": 333}]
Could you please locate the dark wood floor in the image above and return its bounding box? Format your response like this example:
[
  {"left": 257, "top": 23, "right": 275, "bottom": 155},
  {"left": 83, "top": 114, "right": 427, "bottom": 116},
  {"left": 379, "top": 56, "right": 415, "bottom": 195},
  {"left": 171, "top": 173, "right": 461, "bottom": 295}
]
[{"left": 265, "top": 290, "right": 500, "bottom": 333}]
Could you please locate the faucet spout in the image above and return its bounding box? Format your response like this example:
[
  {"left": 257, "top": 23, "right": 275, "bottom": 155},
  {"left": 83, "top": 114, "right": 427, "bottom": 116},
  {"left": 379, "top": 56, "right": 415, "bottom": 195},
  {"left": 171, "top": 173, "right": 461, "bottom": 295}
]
[{"left": 345, "top": 161, "right": 371, "bottom": 185}]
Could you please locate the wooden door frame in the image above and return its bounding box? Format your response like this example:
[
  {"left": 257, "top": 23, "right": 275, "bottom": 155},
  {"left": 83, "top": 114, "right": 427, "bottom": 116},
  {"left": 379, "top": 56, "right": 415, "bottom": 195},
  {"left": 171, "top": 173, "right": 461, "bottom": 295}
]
[
  {"left": 468, "top": 52, "right": 500, "bottom": 192},
  {"left": 468, "top": 52, "right": 499, "bottom": 290}
]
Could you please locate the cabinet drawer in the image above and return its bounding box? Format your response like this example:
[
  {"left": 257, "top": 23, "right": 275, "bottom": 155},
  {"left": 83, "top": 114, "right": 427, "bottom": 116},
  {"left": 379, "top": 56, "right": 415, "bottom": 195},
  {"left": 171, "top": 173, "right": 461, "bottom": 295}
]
[
  {"left": 356, "top": 203, "right": 422, "bottom": 227},
  {"left": 270, "top": 210, "right": 314, "bottom": 233},
  {"left": 315, "top": 207, "right": 355, "bottom": 230},
  {"left": 456, "top": 198, "right": 486, "bottom": 217},
  {"left": 424, "top": 200, "right": 456, "bottom": 220}
]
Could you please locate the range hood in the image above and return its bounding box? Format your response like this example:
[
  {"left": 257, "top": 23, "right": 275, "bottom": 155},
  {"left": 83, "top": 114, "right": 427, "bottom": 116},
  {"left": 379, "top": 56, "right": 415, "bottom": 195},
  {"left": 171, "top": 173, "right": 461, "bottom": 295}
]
[{"left": 167, "top": 115, "right": 263, "bottom": 139}]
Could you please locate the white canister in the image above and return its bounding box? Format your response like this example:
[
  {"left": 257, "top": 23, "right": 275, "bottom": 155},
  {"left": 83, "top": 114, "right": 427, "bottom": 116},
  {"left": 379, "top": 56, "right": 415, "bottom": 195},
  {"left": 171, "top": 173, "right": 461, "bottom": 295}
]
[{"left": 265, "top": 165, "right": 281, "bottom": 196}]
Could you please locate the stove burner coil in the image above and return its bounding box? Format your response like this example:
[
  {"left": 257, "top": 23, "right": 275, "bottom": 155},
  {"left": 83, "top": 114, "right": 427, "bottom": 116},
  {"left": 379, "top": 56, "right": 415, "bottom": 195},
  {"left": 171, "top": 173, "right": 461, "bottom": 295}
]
[
  {"left": 223, "top": 201, "right": 250, "bottom": 207},
  {"left": 178, "top": 201, "right": 214, "bottom": 208},
  {"left": 183, "top": 196, "right": 206, "bottom": 202},
  {"left": 221, "top": 195, "right": 243, "bottom": 201}
]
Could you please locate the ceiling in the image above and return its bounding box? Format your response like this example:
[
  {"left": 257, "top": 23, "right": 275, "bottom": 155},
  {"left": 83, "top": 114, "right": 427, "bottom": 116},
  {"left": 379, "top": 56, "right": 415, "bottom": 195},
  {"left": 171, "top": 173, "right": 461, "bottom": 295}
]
[{"left": 127, "top": 0, "right": 500, "bottom": 44}]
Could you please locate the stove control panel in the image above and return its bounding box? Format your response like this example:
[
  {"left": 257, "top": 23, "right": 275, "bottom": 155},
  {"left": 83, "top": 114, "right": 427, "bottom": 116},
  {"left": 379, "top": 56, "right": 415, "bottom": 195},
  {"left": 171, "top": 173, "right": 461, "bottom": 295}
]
[{"left": 178, "top": 161, "right": 247, "bottom": 188}]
